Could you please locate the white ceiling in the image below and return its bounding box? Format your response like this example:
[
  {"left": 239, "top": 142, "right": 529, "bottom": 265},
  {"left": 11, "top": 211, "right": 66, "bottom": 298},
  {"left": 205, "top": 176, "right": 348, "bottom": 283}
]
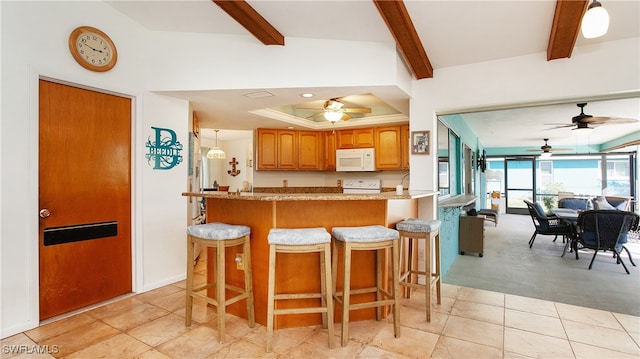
[{"left": 107, "top": 0, "right": 640, "bottom": 148}]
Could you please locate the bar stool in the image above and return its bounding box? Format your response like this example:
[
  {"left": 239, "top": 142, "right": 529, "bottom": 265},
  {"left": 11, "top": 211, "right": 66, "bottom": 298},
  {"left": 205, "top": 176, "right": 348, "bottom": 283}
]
[
  {"left": 185, "top": 222, "right": 255, "bottom": 343},
  {"left": 266, "top": 227, "right": 334, "bottom": 353},
  {"left": 331, "top": 225, "right": 400, "bottom": 347},
  {"left": 395, "top": 218, "right": 441, "bottom": 322}
]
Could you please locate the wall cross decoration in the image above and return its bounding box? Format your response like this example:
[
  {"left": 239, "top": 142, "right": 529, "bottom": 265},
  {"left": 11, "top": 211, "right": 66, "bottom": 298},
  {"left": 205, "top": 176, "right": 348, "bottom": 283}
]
[{"left": 227, "top": 157, "right": 241, "bottom": 177}]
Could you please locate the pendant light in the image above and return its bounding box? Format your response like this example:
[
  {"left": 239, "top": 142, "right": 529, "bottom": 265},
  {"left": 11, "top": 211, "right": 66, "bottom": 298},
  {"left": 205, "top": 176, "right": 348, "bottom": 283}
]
[
  {"left": 207, "top": 130, "right": 226, "bottom": 159},
  {"left": 581, "top": 0, "right": 609, "bottom": 39}
]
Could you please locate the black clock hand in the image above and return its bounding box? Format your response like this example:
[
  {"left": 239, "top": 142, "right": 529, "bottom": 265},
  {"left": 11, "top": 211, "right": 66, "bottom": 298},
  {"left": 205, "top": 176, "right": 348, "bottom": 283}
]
[{"left": 84, "top": 43, "right": 103, "bottom": 53}]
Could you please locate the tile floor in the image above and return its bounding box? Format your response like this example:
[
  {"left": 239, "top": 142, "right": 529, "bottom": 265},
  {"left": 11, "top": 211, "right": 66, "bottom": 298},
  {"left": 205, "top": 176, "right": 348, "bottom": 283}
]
[{"left": 3, "top": 258, "right": 639, "bottom": 359}]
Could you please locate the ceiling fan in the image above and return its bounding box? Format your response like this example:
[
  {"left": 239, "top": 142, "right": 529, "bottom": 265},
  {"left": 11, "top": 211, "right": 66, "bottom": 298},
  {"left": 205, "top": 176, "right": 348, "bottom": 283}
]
[
  {"left": 298, "top": 97, "right": 372, "bottom": 122},
  {"left": 526, "top": 138, "right": 572, "bottom": 157},
  {"left": 546, "top": 103, "right": 638, "bottom": 130}
]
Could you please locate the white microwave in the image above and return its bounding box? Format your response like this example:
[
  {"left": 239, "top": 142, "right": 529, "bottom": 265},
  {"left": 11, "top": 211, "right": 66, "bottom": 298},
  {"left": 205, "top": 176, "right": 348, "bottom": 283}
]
[{"left": 336, "top": 148, "right": 376, "bottom": 172}]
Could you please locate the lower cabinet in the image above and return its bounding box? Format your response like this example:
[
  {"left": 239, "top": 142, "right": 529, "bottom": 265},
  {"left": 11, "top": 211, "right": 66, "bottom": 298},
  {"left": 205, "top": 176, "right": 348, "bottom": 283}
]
[{"left": 459, "top": 214, "right": 485, "bottom": 257}]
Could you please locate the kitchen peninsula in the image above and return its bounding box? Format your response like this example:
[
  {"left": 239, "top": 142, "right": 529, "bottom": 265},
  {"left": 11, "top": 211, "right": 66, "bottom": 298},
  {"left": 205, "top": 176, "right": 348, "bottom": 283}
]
[{"left": 182, "top": 190, "right": 437, "bottom": 329}]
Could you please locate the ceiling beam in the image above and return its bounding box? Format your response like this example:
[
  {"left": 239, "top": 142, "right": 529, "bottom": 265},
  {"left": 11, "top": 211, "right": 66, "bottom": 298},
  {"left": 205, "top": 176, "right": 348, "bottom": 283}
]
[
  {"left": 213, "top": 0, "right": 284, "bottom": 46},
  {"left": 373, "top": 0, "right": 433, "bottom": 79},
  {"left": 547, "top": 0, "right": 588, "bottom": 60}
]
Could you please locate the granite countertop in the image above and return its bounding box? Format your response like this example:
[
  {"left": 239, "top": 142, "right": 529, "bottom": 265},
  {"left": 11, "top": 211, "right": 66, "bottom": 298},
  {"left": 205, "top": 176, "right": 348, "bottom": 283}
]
[{"left": 182, "top": 190, "right": 438, "bottom": 201}]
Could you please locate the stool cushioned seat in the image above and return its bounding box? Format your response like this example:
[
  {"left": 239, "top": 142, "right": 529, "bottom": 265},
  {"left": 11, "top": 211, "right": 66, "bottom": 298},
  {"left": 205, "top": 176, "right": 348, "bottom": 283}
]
[
  {"left": 332, "top": 225, "right": 399, "bottom": 243},
  {"left": 267, "top": 227, "right": 330, "bottom": 245},
  {"left": 187, "top": 222, "right": 250, "bottom": 240},
  {"left": 396, "top": 218, "right": 441, "bottom": 233}
]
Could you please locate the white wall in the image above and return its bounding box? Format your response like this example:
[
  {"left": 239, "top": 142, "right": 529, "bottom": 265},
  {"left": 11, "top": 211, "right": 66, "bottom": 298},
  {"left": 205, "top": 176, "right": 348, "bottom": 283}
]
[
  {"left": 0, "top": 2, "right": 188, "bottom": 337},
  {"left": 2, "top": 0, "right": 639, "bottom": 339},
  {"left": 408, "top": 37, "right": 640, "bottom": 193},
  {"left": 0, "top": 1, "right": 409, "bottom": 338}
]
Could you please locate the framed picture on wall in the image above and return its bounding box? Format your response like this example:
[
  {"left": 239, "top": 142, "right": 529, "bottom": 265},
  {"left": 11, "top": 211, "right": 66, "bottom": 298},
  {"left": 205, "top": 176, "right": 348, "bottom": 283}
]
[{"left": 411, "top": 131, "right": 429, "bottom": 154}]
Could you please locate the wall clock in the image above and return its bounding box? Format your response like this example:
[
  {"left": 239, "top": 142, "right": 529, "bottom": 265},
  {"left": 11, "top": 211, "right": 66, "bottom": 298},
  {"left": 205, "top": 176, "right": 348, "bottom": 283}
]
[{"left": 68, "top": 26, "right": 117, "bottom": 72}]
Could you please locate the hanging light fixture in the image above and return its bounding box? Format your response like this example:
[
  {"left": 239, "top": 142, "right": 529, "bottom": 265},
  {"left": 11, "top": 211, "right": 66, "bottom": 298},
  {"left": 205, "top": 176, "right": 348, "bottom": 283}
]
[
  {"left": 324, "top": 110, "right": 343, "bottom": 122},
  {"left": 207, "top": 130, "right": 226, "bottom": 159},
  {"left": 581, "top": 0, "right": 609, "bottom": 39},
  {"left": 540, "top": 151, "right": 552, "bottom": 159},
  {"left": 323, "top": 99, "right": 345, "bottom": 122}
]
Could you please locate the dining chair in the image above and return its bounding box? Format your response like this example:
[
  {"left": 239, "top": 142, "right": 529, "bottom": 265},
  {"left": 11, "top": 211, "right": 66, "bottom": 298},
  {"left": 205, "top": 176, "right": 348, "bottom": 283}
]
[
  {"left": 574, "top": 210, "right": 639, "bottom": 274},
  {"left": 523, "top": 200, "right": 573, "bottom": 248}
]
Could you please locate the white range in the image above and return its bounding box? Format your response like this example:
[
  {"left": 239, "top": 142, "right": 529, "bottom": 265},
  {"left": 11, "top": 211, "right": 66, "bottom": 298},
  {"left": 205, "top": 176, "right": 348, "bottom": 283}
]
[{"left": 342, "top": 178, "right": 381, "bottom": 194}]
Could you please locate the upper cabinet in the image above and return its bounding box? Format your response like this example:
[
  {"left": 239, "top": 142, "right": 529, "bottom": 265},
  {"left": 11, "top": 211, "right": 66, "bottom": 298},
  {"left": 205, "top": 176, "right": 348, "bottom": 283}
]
[
  {"left": 336, "top": 128, "right": 374, "bottom": 149},
  {"left": 323, "top": 131, "right": 336, "bottom": 171},
  {"left": 256, "top": 125, "right": 408, "bottom": 171},
  {"left": 256, "top": 129, "right": 297, "bottom": 170},
  {"left": 400, "top": 124, "right": 410, "bottom": 169},
  {"left": 375, "top": 125, "right": 409, "bottom": 170},
  {"left": 297, "top": 131, "right": 323, "bottom": 170}
]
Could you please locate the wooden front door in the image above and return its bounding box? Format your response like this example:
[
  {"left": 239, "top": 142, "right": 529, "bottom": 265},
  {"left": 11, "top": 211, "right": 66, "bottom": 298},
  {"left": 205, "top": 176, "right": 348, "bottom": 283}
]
[{"left": 38, "top": 80, "right": 132, "bottom": 320}]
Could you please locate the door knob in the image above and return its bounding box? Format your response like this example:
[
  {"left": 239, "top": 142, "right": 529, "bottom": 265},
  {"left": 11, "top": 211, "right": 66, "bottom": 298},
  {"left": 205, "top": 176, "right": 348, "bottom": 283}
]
[{"left": 39, "top": 208, "right": 51, "bottom": 218}]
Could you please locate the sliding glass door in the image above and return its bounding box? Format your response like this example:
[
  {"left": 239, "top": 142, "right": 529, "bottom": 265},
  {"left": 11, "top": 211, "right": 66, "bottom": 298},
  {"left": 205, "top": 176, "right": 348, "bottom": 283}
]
[{"left": 505, "top": 157, "right": 535, "bottom": 215}]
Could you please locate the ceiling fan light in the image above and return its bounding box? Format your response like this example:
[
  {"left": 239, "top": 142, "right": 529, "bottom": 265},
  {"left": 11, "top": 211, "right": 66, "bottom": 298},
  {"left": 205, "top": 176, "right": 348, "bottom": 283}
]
[
  {"left": 581, "top": 1, "right": 609, "bottom": 39},
  {"left": 324, "top": 110, "right": 343, "bottom": 122},
  {"left": 540, "top": 151, "right": 552, "bottom": 159}
]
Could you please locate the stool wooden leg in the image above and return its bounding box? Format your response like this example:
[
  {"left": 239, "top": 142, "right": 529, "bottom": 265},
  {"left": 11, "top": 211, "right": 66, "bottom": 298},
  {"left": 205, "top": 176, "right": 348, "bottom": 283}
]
[
  {"left": 425, "top": 233, "right": 432, "bottom": 322},
  {"left": 407, "top": 238, "right": 414, "bottom": 299},
  {"left": 185, "top": 235, "right": 194, "bottom": 327},
  {"left": 319, "top": 245, "right": 328, "bottom": 330},
  {"left": 243, "top": 236, "right": 255, "bottom": 328},
  {"left": 392, "top": 239, "right": 401, "bottom": 338},
  {"left": 375, "top": 248, "right": 383, "bottom": 321},
  {"left": 322, "top": 243, "right": 335, "bottom": 349},
  {"left": 434, "top": 232, "right": 441, "bottom": 305},
  {"left": 266, "top": 245, "right": 277, "bottom": 353},
  {"left": 341, "top": 243, "right": 352, "bottom": 347},
  {"left": 215, "top": 240, "right": 226, "bottom": 343}
]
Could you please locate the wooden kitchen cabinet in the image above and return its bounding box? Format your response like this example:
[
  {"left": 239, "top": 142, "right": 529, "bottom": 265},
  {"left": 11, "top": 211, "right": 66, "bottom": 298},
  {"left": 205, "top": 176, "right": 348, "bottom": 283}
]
[
  {"left": 323, "top": 131, "right": 336, "bottom": 170},
  {"left": 373, "top": 125, "right": 409, "bottom": 170},
  {"left": 297, "top": 131, "right": 323, "bottom": 170},
  {"left": 374, "top": 126, "right": 402, "bottom": 169},
  {"left": 336, "top": 128, "right": 374, "bottom": 149},
  {"left": 256, "top": 129, "right": 297, "bottom": 170},
  {"left": 459, "top": 214, "right": 485, "bottom": 257},
  {"left": 400, "top": 124, "right": 410, "bottom": 169}
]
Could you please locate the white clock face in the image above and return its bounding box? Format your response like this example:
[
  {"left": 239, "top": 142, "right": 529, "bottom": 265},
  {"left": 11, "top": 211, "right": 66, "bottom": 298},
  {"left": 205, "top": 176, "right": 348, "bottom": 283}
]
[{"left": 75, "top": 32, "right": 114, "bottom": 67}]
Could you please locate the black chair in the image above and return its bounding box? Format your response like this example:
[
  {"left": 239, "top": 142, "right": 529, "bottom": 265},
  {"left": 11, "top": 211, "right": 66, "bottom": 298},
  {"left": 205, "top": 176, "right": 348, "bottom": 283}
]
[
  {"left": 524, "top": 200, "right": 573, "bottom": 248},
  {"left": 574, "top": 210, "right": 639, "bottom": 274}
]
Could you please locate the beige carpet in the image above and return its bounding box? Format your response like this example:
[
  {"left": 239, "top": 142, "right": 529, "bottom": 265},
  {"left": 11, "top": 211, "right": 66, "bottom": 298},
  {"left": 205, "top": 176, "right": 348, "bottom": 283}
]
[{"left": 444, "top": 213, "right": 640, "bottom": 316}]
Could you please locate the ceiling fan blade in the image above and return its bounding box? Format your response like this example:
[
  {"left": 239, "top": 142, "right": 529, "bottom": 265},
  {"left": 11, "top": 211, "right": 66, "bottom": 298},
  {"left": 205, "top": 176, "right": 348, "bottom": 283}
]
[
  {"left": 296, "top": 106, "right": 324, "bottom": 110},
  {"left": 341, "top": 113, "right": 353, "bottom": 121},
  {"left": 545, "top": 124, "right": 575, "bottom": 130},
  {"left": 343, "top": 107, "right": 372, "bottom": 114},
  {"left": 305, "top": 112, "right": 325, "bottom": 119},
  {"left": 582, "top": 116, "right": 638, "bottom": 124}
]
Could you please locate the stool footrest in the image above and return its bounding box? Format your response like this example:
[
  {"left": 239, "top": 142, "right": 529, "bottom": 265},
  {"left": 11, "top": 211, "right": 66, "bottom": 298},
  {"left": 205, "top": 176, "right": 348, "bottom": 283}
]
[
  {"left": 189, "top": 291, "right": 249, "bottom": 307},
  {"left": 274, "top": 307, "right": 329, "bottom": 315},
  {"left": 274, "top": 293, "right": 323, "bottom": 300},
  {"left": 192, "top": 283, "right": 246, "bottom": 295},
  {"left": 348, "top": 299, "right": 396, "bottom": 311}
]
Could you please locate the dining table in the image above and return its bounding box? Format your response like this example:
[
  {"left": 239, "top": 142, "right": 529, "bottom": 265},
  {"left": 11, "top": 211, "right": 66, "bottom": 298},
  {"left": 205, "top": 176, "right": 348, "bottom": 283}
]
[{"left": 551, "top": 208, "right": 580, "bottom": 257}]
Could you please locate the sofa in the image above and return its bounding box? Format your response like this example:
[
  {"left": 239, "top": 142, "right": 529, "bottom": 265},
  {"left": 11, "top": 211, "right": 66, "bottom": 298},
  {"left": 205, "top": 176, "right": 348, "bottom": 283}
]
[
  {"left": 558, "top": 196, "right": 631, "bottom": 211},
  {"left": 557, "top": 197, "right": 590, "bottom": 210}
]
